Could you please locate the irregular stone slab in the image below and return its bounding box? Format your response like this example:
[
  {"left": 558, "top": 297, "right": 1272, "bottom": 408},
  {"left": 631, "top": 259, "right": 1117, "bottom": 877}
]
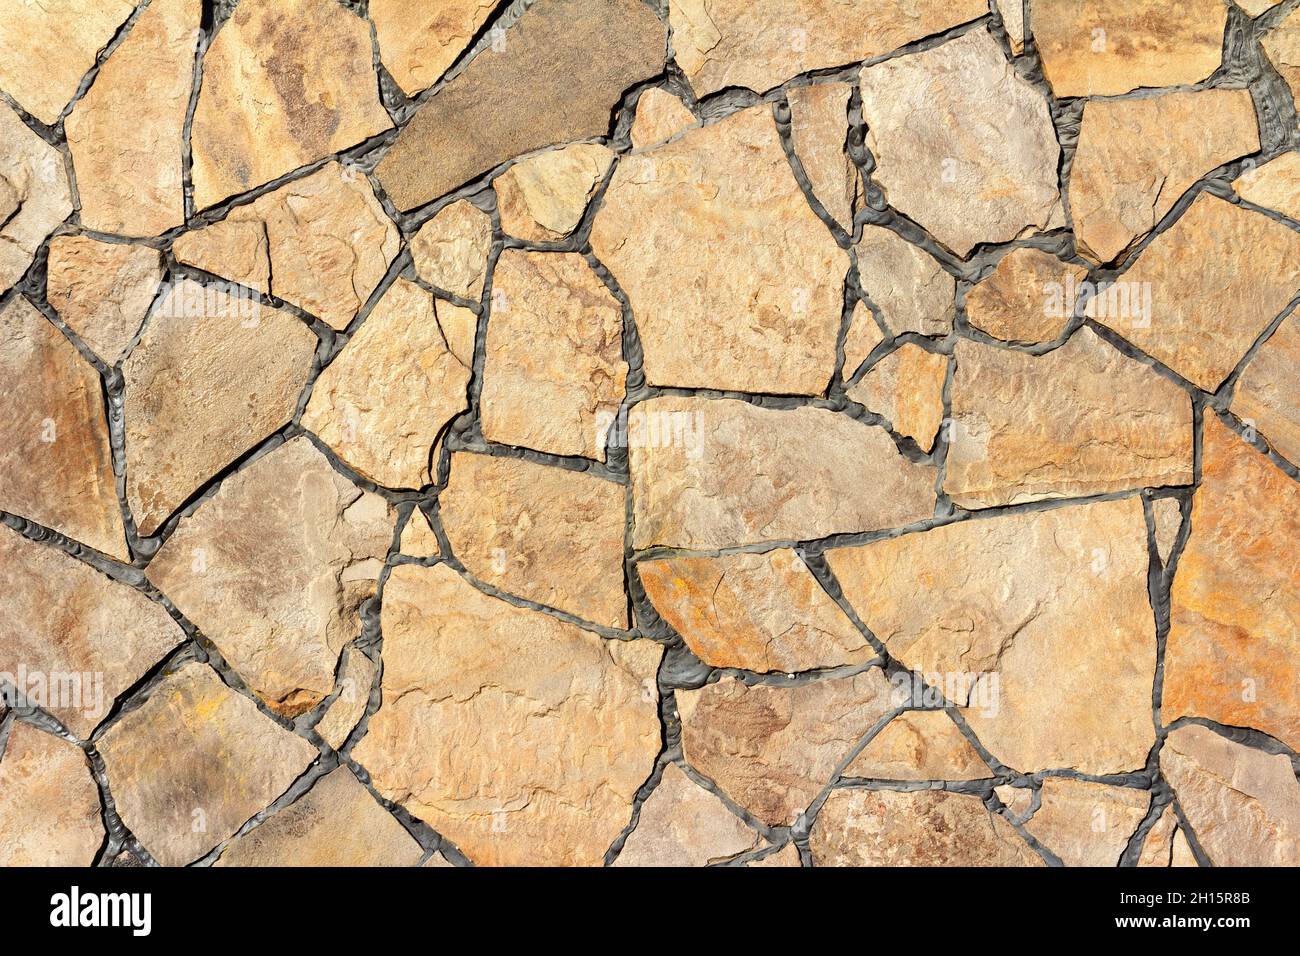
[
  {"left": 787, "top": 82, "right": 859, "bottom": 232},
  {"left": 859, "top": 30, "right": 1061, "bottom": 257},
  {"left": 439, "top": 453, "right": 628, "bottom": 629},
  {"left": 0, "top": 102, "right": 73, "bottom": 290},
  {"left": 638, "top": 549, "right": 872, "bottom": 672},
  {"left": 65, "top": 0, "right": 199, "bottom": 237},
  {"left": 964, "top": 247, "right": 1087, "bottom": 343},
  {"left": 0, "top": 297, "right": 126, "bottom": 558},
  {"left": 1087, "top": 194, "right": 1300, "bottom": 392},
  {"left": 495, "top": 144, "right": 614, "bottom": 241},
  {"left": 847, "top": 343, "right": 947, "bottom": 452},
  {"left": 216, "top": 766, "right": 423, "bottom": 866},
  {"left": 827, "top": 498, "right": 1156, "bottom": 774},
  {"left": 147, "top": 438, "right": 392, "bottom": 717},
  {"left": 0, "top": 0, "right": 135, "bottom": 125},
  {"left": 629, "top": 396, "right": 937, "bottom": 550},
  {"left": 1233, "top": 314, "right": 1300, "bottom": 465},
  {"left": 944, "top": 329, "right": 1194, "bottom": 507},
  {"left": 376, "top": 0, "right": 665, "bottom": 211},
  {"left": 1263, "top": 8, "right": 1300, "bottom": 101},
  {"left": 630, "top": 88, "right": 696, "bottom": 148},
  {"left": 1151, "top": 497, "right": 1184, "bottom": 565},
  {"left": 0, "top": 525, "right": 183, "bottom": 737},
  {"left": 410, "top": 200, "right": 493, "bottom": 300},
  {"left": 1025, "top": 778, "right": 1150, "bottom": 867},
  {"left": 46, "top": 237, "right": 163, "bottom": 364},
  {"left": 480, "top": 250, "right": 626, "bottom": 460},
  {"left": 1034, "top": 0, "right": 1229, "bottom": 97},
  {"left": 810, "top": 788, "right": 1043, "bottom": 866},
  {"left": 995, "top": 0, "right": 1026, "bottom": 53},
  {"left": 677, "top": 670, "right": 893, "bottom": 826},
  {"left": 592, "top": 106, "right": 845, "bottom": 394},
  {"left": 1162, "top": 724, "right": 1300, "bottom": 866},
  {"left": 996, "top": 785, "right": 1034, "bottom": 823},
  {"left": 98, "top": 662, "right": 317, "bottom": 867},
  {"left": 843, "top": 711, "right": 989, "bottom": 780},
  {"left": 123, "top": 279, "right": 317, "bottom": 535},
  {"left": 670, "top": 0, "right": 988, "bottom": 97},
  {"left": 855, "top": 225, "right": 955, "bottom": 336},
  {"left": 369, "top": 0, "right": 497, "bottom": 96},
  {"left": 842, "top": 300, "right": 886, "bottom": 376},
  {"left": 1163, "top": 415, "right": 1300, "bottom": 750},
  {"left": 1070, "top": 90, "right": 1259, "bottom": 264},
  {"left": 0, "top": 722, "right": 103, "bottom": 866},
  {"left": 612, "top": 764, "right": 760, "bottom": 867},
  {"left": 398, "top": 508, "right": 440, "bottom": 559},
  {"left": 1242, "top": 0, "right": 1281, "bottom": 14},
  {"left": 1235, "top": 151, "right": 1300, "bottom": 220},
  {"left": 1137, "top": 804, "right": 1197, "bottom": 867},
  {"left": 313, "top": 646, "right": 376, "bottom": 750},
  {"left": 174, "top": 162, "right": 400, "bottom": 330},
  {"left": 435, "top": 299, "right": 477, "bottom": 368},
  {"left": 190, "top": 0, "right": 391, "bottom": 210},
  {"left": 354, "top": 563, "right": 662, "bottom": 866},
  {"left": 747, "top": 844, "right": 801, "bottom": 867},
  {"left": 303, "top": 278, "right": 469, "bottom": 488}
]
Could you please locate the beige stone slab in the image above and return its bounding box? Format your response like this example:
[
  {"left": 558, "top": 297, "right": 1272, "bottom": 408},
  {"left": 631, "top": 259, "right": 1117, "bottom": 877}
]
[
  {"left": 0, "top": 102, "right": 73, "bottom": 290},
  {"left": 1025, "top": 778, "right": 1150, "bottom": 867},
  {"left": 410, "top": 200, "right": 493, "bottom": 301},
  {"left": 313, "top": 646, "right": 376, "bottom": 751},
  {"left": 855, "top": 225, "right": 956, "bottom": 336},
  {"left": 846, "top": 343, "right": 947, "bottom": 452},
  {"left": 46, "top": 237, "right": 163, "bottom": 364},
  {"left": 612, "top": 764, "right": 759, "bottom": 867},
  {"left": 1235, "top": 151, "right": 1300, "bottom": 220},
  {"left": 495, "top": 144, "right": 614, "bottom": 241},
  {"left": 844, "top": 710, "right": 989, "bottom": 780},
  {"left": 630, "top": 88, "right": 696, "bottom": 149},
  {"left": 369, "top": 0, "right": 497, "bottom": 96},
  {"left": 0, "top": 722, "right": 104, "bottom": 866},
  {"left": 964, "top": 247, "right": 1087, "bottom": 343},
  {"left": 787, "top": 82, "right": 859, "bottom": 232},
  {"left": 1233, "top": 314, "right": 1300, "bottom": 465}
]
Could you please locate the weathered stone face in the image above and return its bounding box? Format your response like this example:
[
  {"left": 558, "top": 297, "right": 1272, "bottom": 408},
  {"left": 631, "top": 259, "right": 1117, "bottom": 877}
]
[
  {"left": 0, "top": 722, "right": 104, "bottom": 866},
  {"left": 369, "top": 0, "right": 497, "bottom": 97},
  {"left": 1025, "top": 779, "right": 1150, "bottom": 867},
  {"left": 964, "top": 248, "right": 1087, "bottom": 344},
  {"left": 46, "top": 237, "right": 164, "bottom": 365},
  {"left": 843, "top": 711, "right": 989, "bottom": 781},
  {"left": 494, "top": 144, "right": 614, "bottom": 242},
  {"left": 0, "top": 101, "right": 73, "bottom": 290},
  {"left": 786, "top": 82, "right": 859, "bottom": 233},
  {"left": 1233, "top": 314, "right": 1300, "bottom": 466},
  {"left": 855, "top": 225, "right": 956, "bottom": 336},
  {"left": 409, "top": 200, "right": 494, "bottom": 301},
  {"left": 847, "top": 343, "right": 947, "bottom": 452}
]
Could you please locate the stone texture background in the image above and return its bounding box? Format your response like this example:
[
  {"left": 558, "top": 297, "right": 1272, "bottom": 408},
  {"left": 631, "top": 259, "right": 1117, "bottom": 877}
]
[{"left": 1, "top": 0, "right": 1298, "bottom": 867}]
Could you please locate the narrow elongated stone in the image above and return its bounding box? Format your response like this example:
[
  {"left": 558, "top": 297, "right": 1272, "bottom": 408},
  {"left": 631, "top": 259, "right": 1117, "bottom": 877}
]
[
  {"left": 313, "top": 647, "right": 376, "bottom": 751},
  {"left": 1137, "top": 805, "right": 1196, "bottom": 868},
  {"left": 1233, "top": 315, "right": 1300, "bottom": 465},
  {"left": 964, "top": 247, "right": 1087, "bottom": 343},
  {"left": 843, "top": 711, "right": 989, "bottom": 780},
  {"left": 842, "top": 300, "right": 886, "bottom": 376},
  {"left": 787, "top": 82, "right": 859, "bottom": 232},
  {"left": 855, "top": 225, "right": 955, "bottom": 336},
  {"left": 0, "top": 723, "right": 104, "bottom": 866},
  {"left": 0, "top": 102, "right": 73, "bottom": 290},
  {"left": 1263, "top": 8, "right": 1300, "bottom": 102},
  {"left": 1025, "top": 779, "right": 1150, "bottom": 867},
  {"left": 369, "top": 0, "right": 497, "bottom": 96},
  {"left": 46, "top": 237, "right": 163, "bottom": 365},
  {"left": 612, "top": 764, "right": 760, "bottom": 867}
]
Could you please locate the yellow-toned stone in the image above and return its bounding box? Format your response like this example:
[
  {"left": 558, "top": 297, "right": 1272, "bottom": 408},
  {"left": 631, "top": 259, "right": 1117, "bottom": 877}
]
[
  {"left": 787, "top": 82, "right": 859, "bottom": 232},
  {"left": 1026, "top": 778, "right": 1150, "bottom": 867},
  {"left": 0, "top": 723, "right": 103, "bottom": 866},
  {"left": 847, "top": 343, "right": 947, "bottom": 452},
  {"left": 0, "top": 102, "right": 73, "bottom": 290},
  {"left": 843, "top": 300, "right": 886, "bottom": 377},
  {"left": 46, "top": 237, "right": 163, "bottom": 365},
  {"left": 1233, "top": 314, "right": 1300, "bottom": 464},
  {"left": 1137, "top": 804, "right": 1198, "bottom": 867},
  {"left": 495, "top": 144, "right": 614, "bottom": 241},
  {"left": 844, "top": 711, "right": 989, "bottom": 780},
  {"left": 369, "top": 0, "right": 497, "bottom": 96},
  {"left": 1235, "top": 151, "right": 1300, "bottom": 219},
  {"left": 410, "top": 200, "right": 493, "bottom": 300},
  {"left": 1263, "top": 8, "right": 1300, "bottom": 103},
  {"left": 855, "top": 225, "right": 955, "bottom": 336},
  {"left": 313, "top": 646, "right": 376, "bottom": 750},
  {"left": 435, "top": 300, "right": 477, "bottom": 368},
  {"left": 964, "top": 247, "right": 1087, "bottom": 343},
  {"left": 1151, "top": 496, "right": 1184, "bottom": 565},
  {"left": 995, "top": 0, "right": 1026, "bottom": 53},
  {"left": 612, "top": 764, "right": 760, "bottom": 867},
  {"left": 630, "top": 88, "right": 696, "bottom": 148}
]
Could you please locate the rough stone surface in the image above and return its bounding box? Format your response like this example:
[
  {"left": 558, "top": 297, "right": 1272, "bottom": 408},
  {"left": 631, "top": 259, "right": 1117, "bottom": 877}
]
[
  {"left": 1263, "top": 8, "right": 1300, "bottom": 102},
  {"left": 1233, "top": 314, "right": 1300, "bottom": 465},
  {"left": 677, "top": 670, "right": 894, "bottom": 826},
  {"left": 495, "top": 144, "right": 615, "bottom": 241},
  {"left": 435, "top": 300, "right": 478, "bottom": 368},
  {"left": 944, "top": 329, "right": 1194, "bottom": 508},
  {"left": 964, "top": 248, "right": 1087, "bottom": 343},
  {"left": 0, "top": 101, "right": 73, "bottom": 290},
  {"left": 1137, "top": 804, "right": 1197, "bottom": 868},
  {"left": 592, "top": 105, "right": 846, "bottom": 394},
  {"left": 612, "top": 764, "right": 760, "bottom": 867},
  {"left": 1163, "top": 415, "right": 1300, "bottom": 751},
  {"left": 399, "top": 508, "right": 440, "bottom": 558},
  {"left": 1235, "top": 151, "right": 1300, "bottom": 220},
  {"left": 847, "top": 343, "right": 947, "bottom": 452},
  {"left": 827, "top": 498, "right": 1156, "bottom": 774},
  {"left": 1025, "top": 778, "right": 1150, "bottom": 867},
  {"left": 314, "top": 646, "right": 376, "bottom": 751},
  {"left": 439, "top": 452, "right": 628, "bottom": 629},
  {"left": 122, "top": 279, "right": 317, "bottom": 535},
  {"left": 1070, "top": 90, "right": 1260, "bottom": 264},
  {"left": 303, "top": 278, "right": 470, "bottom": 488},
  {"left": 0, "top": 296, "right": 127, "bottom": 559},
  {"left": 0, "top": 722, "right": 104, "bottom": 866},
  {"left": 190, "top": 0, "right": 391, "bottom": 210},
  {"left": 859, "top": 30, "right": 1062, "bottom": 258},
  {"left": 45, "top": 237, "right": 163, "bottom": 364},
  {"left": 843, "top": 711, "right": 989, "bottom": 780},
  {"left": 1152, "top": 497, "right": 1184, "bottom": 566},
  {"left": 98, "top": 662, "right": 317, "bottom": 867},
  {"left": 996, "top": 785, "right": 1035, "bottom": 823},
  {"left": 855, "top": 225, "right": 955, "bottom": 336},
  {"left": 410, "top": 200, "right": 493, "bottom": 301},
  {"left": 842, "top": 300, "right": 886, "bottom": 376},
  {"left": 637, "top": 549, "right": 872, "bottom": 672},
  {"left": 630, "top": 88, "right": 696, "bottom": 148},
  {"left": 376, "top": 0, "right": 666, "bottom": 211},
  {"left": 147, "top": 438, "right": 392, "bottom": 717},
  {"left": 995, "top": 0, "right": 1026, "bottom": 54},
  {"left": 353, "top": 563, "right": 662, "bottom": 866},
  {"left": 810, "top": 788, "right": 1044, "bottom": 866},
  {"left": 629, "top": 396, "right": 937, "bottom": 550},
  {"left": 480, "top": 251, "right": 627, "bottom": 460},
  {"left": 369, "top": 0, "right": 497, "bottom": 97},
  {"left": 787, "top": 82, "right": 859, "bottom": 232}
]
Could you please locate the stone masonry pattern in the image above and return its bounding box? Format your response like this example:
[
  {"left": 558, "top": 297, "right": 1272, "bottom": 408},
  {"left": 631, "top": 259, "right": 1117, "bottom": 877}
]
[{"left": 1, "top": 0, "right": 1299, "bottom": 868}]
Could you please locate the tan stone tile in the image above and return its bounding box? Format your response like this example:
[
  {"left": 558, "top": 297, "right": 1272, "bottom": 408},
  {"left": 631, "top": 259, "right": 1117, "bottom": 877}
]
[
  {"left": 856, "top": 225, "right": 955, "bottom": 336},
  {"left": 964, "top": 247, "right": 1087, "bottom": 343},
  {"left": 1025, "top": 778, "right": 1149, "bottom": 866},
  {"left": 844, "top": 710, "right": 989, "bottom": 780},
  {"left": 46, "top": 237, "right": 163, "bottom": 365},
  {"left": 612, "top": 764, "right": 759, "bottom": 867},
  {"left": 847, "top": 343, "right": 947, "bottom": 452},
  {"left": 0, "top": 722, "right": 103, "bottom": 866},
  {"left": 369, "top": 0, "right": 497, "bottom": 97},
  {"left": 630, "top": 88, "right": 696, "bottom": 149},
  {"left": 494, "top": 144, "right": 614, "bottom": 241},
  {"left": 787, "top": 82, "right": 859, "bottom": 232},
  {"left": 1233, "top": 314, "right": 1300, "bottom": 464},
  {"left": 410, "top": 200, "right": 493, "bottom": 301},
  {"left": 0, "top": 102, "right": 73, "bottom": 289}
]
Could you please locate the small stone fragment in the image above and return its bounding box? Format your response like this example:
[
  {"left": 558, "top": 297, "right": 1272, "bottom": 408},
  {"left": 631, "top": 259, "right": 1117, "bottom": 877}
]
[
  {"left": 190, "top": 0, "right": 391, "bottom": 209},
  {"left": 1234, "top": 151, "right": 1300, "bottom": 220},
  {"left": 410, "top": 201, "right": 494, "bottom": 300},
  {"left": 64, "top": 0, "right": 199, "bottom": 237},
  {"left": 859, "top": 30, "right": 1061, "bottom": 257},
  {"left": 843, "top": 300, "right": 886, "bottom": 377},
  {"left": 216, "top": 766, "right": 423, "bottom": 867},
  {"left": 0, "top": 722, "right": 103, "bottom": 866},
  {"left": 1070, "top": 90, "right": 1259, "bottom": 264},
  {"left": 1163, "top": 415, "right": 1300, "bottom": 751},
  {"left": 996, "top": 785, "right": 1035, "bottom": 823},
  {"left": 810, "top": 789, "right": 1044, "bottom": 866},
  {"left": 630, "top": 88, "right": 696, "bottom": 148},
  {"left": 0, "top": 102, "right": 73, "bottom": 290},
  {"left": 314, "top": 646, "right": 376, "bottom": 750},
  {"left": 123, "top": 279, "right": 317, "bottom": 535},
  {"left": 676, "top": 670, "right": 894, "bottom": 826},
  {"left": 844, "top": 711, "right": 989, "bottom": 780},
  {"left": 399, "top": 508, "right": 440, "bottom": 558},
  {"left": 1233, "top": 314, "right": 1300, "bottom": 465},
  {"left": 592, "top": 105, "right": 846, "bottom": 394},
  {"left": 855, "top": 225, "right": 955, "bottom": 336},
  {"left": 996, "top": 0, "right": 1026, "bottom": 53},
  {"left": 669, "top": 0, "right": 988, "bottom": 97},
  {"left": 435, "top": 300, "right": 478, "bottom": 368},
  {"left": 1161, "top": 724, "right": 1300, "bottom": 866},
  {"left": 439, "top": 453, "right": 628, "bottom": 629},
  {"left": 1034, "top": 0, "right": 1229, "bottom": 97},
  {"left": 629, "top": 396, "right": 937, "bottom": 550},
  {"left": 480, "top": 251, "right": 626, "bottom": 460},
  {"left": 847, "top": 343, "right": 947, "bottom": 452},
  {"left": 494, "top": 144, "right": 614, "bottom": 241},
  {"left": 46, "top": 237, "right": 163, "bottom": 364},
  {"left": 1137, "top": 804, "right": 1197, "bottom": 868},
  {"left": 1025, "top": 778, "right": 1150, "bottom": 867},
  {"left": 786, "top": 82, "right": 860, "bottom": 232},
  {"left": 1151, "top": 497, "right": 1184, "bottom": 565},
  {"left": 612, "top": 764, "right": 760, "bottom": 867},
  {"left": 303, "top": 278, "right": 470, "bottom": 488},
  {"left": 369, "top": 0, "right": 497, "bottom": 96},
  {"left": 827, "top": 498, "right": 1156, "bottom": 774},
  {"left": 747, "top": 844, "right": 802, "bottom": 867},
  {"left": 1263, "top": 8, "right": 1300, "bottom": 102},
  {"left": 353, "top": 563, "right": 662, "bottom": 866},
  {"left": 964, "top": 247, "right": 1087, "bottom": 343},
  {"left": 376, "top": 0, "right": 666, "bottom": 211},
  {"left": 638, "top": 549, "right": 872, "bottom": 672},
  {"left": 0, "top": 297, "right": 127, "bottom": 559},
  {"left": 944, "top": 329, "right": 1194, "bottom": 507},
  {"left": 1086, "top": 194, "right": 1300, "bottom": 392},
  {"left": 98, "top": 662, "right": 317, "bottom": 867}
]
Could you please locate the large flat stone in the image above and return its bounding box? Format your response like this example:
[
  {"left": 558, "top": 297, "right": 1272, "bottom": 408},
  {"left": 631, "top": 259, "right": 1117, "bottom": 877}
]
[{"left": 46, "top": 237, "right": 164, "bottom": 365}]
